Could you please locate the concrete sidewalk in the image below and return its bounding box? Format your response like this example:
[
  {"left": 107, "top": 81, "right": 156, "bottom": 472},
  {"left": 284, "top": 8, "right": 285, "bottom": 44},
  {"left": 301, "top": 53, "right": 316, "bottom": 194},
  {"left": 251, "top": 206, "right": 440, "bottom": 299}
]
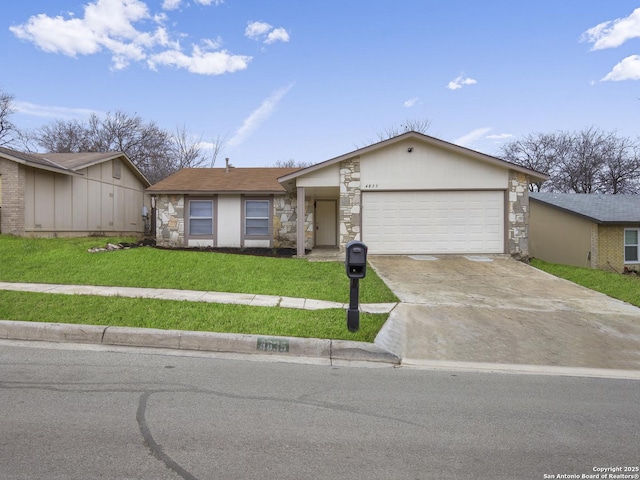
[
  {"left": 0, "top": 282, "right": 400, "bottom": 366},
  {"left": 0, "top": 282, "right": 396, "bottom": 314}
]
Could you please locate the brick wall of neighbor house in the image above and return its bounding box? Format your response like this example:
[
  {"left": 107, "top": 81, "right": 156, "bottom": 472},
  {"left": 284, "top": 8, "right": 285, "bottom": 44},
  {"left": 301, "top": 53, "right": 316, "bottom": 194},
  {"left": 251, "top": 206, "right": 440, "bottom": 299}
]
[
  {"left": 273, "top": 193, "right": 313, "bottom": 250},
  {"left": 597, "top": 225, "right": 626, "bottom": 272},
  {"left": 508, "top": 171, "right": 530, "bottom": 259},
  {"left": 339, "top": 157, "right": 361, "bottom": 251},
  {"left": 590, "top": 223, "right": 599, "bottom": 269},
  {"left": 0, "top": 159, "right": 25, "bottom": 235},
  {"left": 155, "top": 194, "right": 184, "bottom": 247}
]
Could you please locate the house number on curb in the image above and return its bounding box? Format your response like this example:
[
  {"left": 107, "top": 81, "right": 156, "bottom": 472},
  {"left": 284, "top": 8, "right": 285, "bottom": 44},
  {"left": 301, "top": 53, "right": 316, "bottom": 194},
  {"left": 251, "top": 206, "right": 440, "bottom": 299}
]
[{"left": 256, "top": 337, "right": 290, "bottom": 353}]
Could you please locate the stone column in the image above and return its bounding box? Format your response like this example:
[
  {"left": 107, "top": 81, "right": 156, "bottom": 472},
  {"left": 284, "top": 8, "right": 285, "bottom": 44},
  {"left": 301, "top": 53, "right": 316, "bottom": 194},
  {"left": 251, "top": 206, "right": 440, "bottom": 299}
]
[
  {"left": 508, "top": 170, "right": 529, "bottom": 259},
  {"left": 339, "top": 158, "right": 361, "bottom": 252}
]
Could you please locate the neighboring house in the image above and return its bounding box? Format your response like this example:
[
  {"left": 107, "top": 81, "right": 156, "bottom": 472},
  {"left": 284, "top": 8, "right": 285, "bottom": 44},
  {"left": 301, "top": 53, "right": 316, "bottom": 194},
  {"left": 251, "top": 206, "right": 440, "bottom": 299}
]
[
  {"left": 149, "top": 131, "right": 547, "bottom": 257},
  {"left": 530, "top": 192, "right": 640, "bottom": 272},
  {"left": 0, "top": 146, "right": 151, "bottom": 238}
]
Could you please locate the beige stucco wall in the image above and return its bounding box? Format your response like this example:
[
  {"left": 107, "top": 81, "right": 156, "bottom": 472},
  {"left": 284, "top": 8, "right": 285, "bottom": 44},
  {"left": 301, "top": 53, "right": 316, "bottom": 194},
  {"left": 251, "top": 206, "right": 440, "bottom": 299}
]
[
  {"left": 360, "top": 138, "right": 508, "bottom": 190},
  {"left": 217, "top": 195, "right": 242, "bottom": 247},
  {"left": 296, "top": 164, "right": 339, "bottom": 187},
  {"left": 529, "top": 200, "right": 593, "bottom": 267}
]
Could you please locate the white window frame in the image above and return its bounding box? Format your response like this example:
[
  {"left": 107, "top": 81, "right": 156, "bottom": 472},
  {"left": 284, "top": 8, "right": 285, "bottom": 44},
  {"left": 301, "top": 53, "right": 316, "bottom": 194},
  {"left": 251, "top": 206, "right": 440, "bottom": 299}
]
[
  {"left": 244, "top": 199, "right": 270, "bottom": 238},
  {"left": 624, "top": 228, "right": 640, "bottom": 264}
]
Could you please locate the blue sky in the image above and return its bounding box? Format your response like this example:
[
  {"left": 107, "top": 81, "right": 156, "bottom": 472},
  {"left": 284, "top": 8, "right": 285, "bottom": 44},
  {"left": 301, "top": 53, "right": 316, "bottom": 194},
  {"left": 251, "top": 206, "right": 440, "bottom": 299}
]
[{"left": 2, "top": 0, "right": 640, "bottom": 167}]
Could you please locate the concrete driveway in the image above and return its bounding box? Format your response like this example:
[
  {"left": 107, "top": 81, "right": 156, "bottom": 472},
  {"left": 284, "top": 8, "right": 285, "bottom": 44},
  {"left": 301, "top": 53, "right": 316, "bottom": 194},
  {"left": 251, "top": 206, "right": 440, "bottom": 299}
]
[{"left": 370, "top": 255, "right": 640, "bottom": 370}]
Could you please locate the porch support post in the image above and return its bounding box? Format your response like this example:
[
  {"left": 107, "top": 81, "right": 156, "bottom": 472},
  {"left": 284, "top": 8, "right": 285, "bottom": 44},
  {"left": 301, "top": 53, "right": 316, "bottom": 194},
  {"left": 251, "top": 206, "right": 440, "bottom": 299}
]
[{"left": 296, "top": 186, "right": 305, "bottom": 257}]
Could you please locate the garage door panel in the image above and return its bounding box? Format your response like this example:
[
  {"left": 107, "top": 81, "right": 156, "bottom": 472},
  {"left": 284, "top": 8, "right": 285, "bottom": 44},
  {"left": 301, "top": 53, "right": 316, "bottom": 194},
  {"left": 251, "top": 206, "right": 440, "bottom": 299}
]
[{"left": 362, "top": 191, "right": 504, "bottom": 254}]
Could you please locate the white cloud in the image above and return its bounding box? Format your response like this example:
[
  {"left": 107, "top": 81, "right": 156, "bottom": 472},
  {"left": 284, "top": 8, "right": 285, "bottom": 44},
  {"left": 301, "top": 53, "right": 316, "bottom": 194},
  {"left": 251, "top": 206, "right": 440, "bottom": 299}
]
[
  {"left": 403, "top": 97, "right": 419, "bottom": 108},
  {"left": 14, "top": 101, "right": 103, "bottom": 120},
  {"left": 582, "top": 8, "right": 640, "bottom": 50},
  {"left": 265, "top": 27, "right": 290, "bottom": 44},
  {"left": 245, "top": 21, "right": 290, "bottom": 44},
  {"left": 245, "top": 21, "right": 272, "bottom": 39},
  {"left": 228, "top": 83, "right": 294, "bottom": 148},
  {"left": 454, "top": 127, "right": 492, "bottom": 147},
  {"left": 601, "top": 54, "right": 640, "bottom": 81},
  {"left": 162, "top": 0, "right": 181, "bottom": 10},
  {"left": 446, "top": 75, "right": 477, "bottom": 90},
  {"left": 10, "top": 0, "right": 244, "bottom": 75},
  {"left": 148, "top": 43, "right": 251, "bottom": 75},
  {"left": 486, "top": 133, "right": 513, "bottom": 140}
]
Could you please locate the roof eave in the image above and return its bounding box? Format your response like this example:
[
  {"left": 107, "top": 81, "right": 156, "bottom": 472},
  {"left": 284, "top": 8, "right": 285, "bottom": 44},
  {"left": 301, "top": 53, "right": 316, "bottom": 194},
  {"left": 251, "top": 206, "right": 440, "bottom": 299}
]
[
  {"left": 147, "top": 189, "right": 287, "bottom": 195},
  {"left": 278, "top": 131, "right": 549, "bottom": 184}
]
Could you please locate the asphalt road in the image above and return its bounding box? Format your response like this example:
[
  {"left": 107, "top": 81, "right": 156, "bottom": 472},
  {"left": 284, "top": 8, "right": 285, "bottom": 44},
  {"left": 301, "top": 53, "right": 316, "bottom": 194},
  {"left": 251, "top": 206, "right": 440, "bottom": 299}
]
[{"left": 1, "top": 342, "right": 639, "bottom": 480}]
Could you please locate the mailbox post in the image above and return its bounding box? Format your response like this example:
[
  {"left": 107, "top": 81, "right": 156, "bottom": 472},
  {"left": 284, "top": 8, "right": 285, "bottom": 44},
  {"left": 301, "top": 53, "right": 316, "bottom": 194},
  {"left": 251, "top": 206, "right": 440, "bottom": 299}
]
[{"left": 345, "top": 240, "right": 368, "bottom": 332}]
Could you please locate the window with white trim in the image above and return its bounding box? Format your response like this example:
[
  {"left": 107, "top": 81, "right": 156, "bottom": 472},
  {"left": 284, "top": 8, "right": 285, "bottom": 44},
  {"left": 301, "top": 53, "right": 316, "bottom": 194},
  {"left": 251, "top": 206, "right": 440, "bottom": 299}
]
[
  {"left": 624, "top": 228, "right": 639, "bottom": 263},
  {"left": 189, "top": 200, "right": 213, "bottom": 235},
  {"left": 245, "top": 200, "right": 270, "bottom": 236}
]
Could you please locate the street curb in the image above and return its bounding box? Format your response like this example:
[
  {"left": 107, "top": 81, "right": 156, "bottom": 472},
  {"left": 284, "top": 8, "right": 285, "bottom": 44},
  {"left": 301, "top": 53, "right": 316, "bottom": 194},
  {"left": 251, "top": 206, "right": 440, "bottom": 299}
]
[{"left": 0, "top": 320, "right": 401, "bottom": 365}]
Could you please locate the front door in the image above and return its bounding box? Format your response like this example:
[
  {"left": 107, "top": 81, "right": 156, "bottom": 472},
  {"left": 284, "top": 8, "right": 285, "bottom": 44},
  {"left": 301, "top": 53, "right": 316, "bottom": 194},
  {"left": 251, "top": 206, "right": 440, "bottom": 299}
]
[{"left": 315, "top": 200, "right": 337, "bottom": 246}]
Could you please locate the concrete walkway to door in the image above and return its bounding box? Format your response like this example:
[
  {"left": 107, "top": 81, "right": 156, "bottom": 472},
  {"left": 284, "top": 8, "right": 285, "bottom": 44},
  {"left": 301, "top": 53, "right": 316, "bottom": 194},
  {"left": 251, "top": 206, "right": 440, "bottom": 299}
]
[{"left": 370, "top": 255, "right": 640, "bottom": 371}]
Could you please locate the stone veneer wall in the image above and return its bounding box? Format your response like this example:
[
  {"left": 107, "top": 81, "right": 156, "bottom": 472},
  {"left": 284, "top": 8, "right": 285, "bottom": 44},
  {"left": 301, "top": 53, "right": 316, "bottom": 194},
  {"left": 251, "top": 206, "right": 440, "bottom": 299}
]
[
  {"left": 274, "top": 193, "right": 313, "bottom": 249},
  {"left": 154, "top": 193, "right": 313, "bottom": 250},
  {"left": 338, "top": 158, "right": 361, "bottom": 252},
  {"left": 155, "top": 194, "right": 184, "bottom": 247},
  {"left": 508, "top": 171, "right": 530, "bottom": 259},
  {"left": 0, "top": 159, "right": 25, "bottom": 235}
]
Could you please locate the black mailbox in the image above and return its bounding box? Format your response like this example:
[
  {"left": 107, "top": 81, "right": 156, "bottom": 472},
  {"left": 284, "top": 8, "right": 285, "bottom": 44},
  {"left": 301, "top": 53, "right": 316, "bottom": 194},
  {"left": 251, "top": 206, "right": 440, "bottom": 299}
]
[{"left": 345, "top": 240, "right": 368, "bottom": 279}]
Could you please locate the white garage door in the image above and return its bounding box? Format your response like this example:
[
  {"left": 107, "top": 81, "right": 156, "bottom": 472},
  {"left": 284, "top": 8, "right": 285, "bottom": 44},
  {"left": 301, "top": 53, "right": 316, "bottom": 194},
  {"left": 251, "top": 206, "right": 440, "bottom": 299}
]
[{"left": 362, "top": 191, "right": 504, "bottom": 254}]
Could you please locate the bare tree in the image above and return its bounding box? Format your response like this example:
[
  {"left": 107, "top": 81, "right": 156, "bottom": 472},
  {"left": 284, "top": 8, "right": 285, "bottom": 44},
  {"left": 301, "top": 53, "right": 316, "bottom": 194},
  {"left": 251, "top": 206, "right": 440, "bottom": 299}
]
[
  {"left": 499, "top": 132, "right": 569, "bottom": 191},
  {"left": 357, "top": 118, "right": 432, "bottom": 148},
  {"left": 0, "top": 88, "right": 18, "bottom": 147},
  {"left": 272, "top": 159, "right": 312, "bottom": 168},
  {"left": 599, "top": 135, "right": 640, "bottom": 194},
  {"left": 37, "top": 119, "right": 93, "bottom": 152},
  {"left": 34, "top": 111, "right": 179, "bottom": 183},
  {"left": 208, "top": 132, "right": 228, "bottom": 167},
  {"left": 171, "top": 124, "right": 207, "bottom": 169},
  {"left": 500, "top": 127, "right": 640, "bottom": 194}
]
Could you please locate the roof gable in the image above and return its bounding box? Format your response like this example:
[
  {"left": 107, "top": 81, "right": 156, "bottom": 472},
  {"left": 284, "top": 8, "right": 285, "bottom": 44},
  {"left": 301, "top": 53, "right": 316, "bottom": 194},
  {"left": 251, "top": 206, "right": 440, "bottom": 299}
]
[
  {"left": 279, "top": 131, "right": 548, "bottom": 184},
  {"left": 147, "top": 167, "right": 300, "bottom": 194},
  {"left": 0, "top": 146, "right": 77, "bottom": 176},
  {"left": 0, "top": 147, "right": 150, "bottom": 186},
  {"left": 531, "top": 192, "right": 640, "bottom": 224}
]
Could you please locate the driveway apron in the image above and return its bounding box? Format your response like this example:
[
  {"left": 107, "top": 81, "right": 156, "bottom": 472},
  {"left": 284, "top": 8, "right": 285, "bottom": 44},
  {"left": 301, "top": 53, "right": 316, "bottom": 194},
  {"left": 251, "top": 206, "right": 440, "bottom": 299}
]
[{"left": 369, "top": 255, "right": 640, "bottom": 370}]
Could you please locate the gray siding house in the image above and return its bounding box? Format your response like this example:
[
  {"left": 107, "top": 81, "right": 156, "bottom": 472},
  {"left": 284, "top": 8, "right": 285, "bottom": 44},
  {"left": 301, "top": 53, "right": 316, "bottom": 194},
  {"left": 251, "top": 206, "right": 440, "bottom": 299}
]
[{"left": 0, "top": 147, "right": 151, "bottom": 237}]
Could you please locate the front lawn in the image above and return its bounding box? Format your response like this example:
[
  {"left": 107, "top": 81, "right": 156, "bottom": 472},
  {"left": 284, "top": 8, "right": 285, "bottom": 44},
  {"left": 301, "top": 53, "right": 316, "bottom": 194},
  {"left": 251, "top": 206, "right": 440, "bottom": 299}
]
[
  {"left": 0, "top": 290, "right": 386, "bottom": 342},
  {"left": 0, "top": 235, "right": 396, "bottom": 341},
  {"left": 530, "top": 258, "right": 640, "bottom": 307},
  {"left": 0, "top": 235, "right": 397, "bottom": 304}
]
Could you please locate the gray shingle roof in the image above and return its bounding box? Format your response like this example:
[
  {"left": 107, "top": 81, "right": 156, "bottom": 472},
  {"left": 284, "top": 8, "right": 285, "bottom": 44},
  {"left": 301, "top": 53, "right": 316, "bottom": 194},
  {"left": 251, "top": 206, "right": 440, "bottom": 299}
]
[{"left": 530, "top": 192, "right": 640, "bottom": 224}]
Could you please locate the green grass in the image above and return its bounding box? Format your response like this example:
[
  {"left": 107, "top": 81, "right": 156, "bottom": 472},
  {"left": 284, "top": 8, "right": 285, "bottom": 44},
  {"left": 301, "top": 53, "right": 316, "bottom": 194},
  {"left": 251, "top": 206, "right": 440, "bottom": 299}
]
[
  {"left": 0, "top": 235, "right": 396, "bottom": 303},
  {"left": 530, "top": 258, "right": 640, "bottom": 307},
  {"left": 0, "top": 290, "right": 386, "bottom": 342},
  {"left": 0, "top": 235, "right": 396, "bottom": 341}
]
